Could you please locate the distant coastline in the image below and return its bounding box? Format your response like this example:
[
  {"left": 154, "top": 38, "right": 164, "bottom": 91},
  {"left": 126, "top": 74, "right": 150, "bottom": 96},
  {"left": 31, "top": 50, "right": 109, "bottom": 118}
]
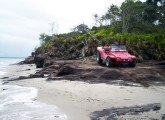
[{"left": 0, "top": 57, "right": 25, "bottom": 59}]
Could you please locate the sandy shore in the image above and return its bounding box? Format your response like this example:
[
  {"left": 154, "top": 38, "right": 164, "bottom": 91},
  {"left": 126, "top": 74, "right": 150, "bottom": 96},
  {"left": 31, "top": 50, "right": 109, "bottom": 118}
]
[{"left": 1, "top": 64, "right": 165, "bottom": 120}]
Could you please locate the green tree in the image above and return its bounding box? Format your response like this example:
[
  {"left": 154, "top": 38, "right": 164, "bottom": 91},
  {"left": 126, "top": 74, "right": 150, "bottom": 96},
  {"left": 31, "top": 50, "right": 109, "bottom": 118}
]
[
  {"left": 120, "top": 0, "right": 145, "bottom": 33},
  {"left": 105, "top": 4, "right": 120, "bottom": 25},
  {"left": 73, "top": 24, "right": 90, "bottom": 35},
  {"left": 39, "top": 33, "right": 52, "bottom": 46},
  {"left": 157, "top": 0, "right": 165, "bottom": 27}
]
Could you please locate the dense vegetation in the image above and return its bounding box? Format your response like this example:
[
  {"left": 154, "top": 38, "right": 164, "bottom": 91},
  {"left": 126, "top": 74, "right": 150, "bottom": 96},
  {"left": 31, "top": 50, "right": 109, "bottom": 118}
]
[{"left": 36, "top": 0, "right": 165, "bottom": 61}]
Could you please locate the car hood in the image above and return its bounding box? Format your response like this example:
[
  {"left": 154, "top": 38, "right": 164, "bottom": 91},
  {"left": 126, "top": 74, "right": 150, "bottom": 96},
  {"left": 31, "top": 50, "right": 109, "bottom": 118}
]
[{"left": 110, "top": 52, "right": 132, "bottom": 58}]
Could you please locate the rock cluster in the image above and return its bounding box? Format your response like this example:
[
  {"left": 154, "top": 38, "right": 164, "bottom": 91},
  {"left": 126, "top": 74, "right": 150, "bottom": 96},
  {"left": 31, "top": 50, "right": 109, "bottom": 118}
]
[
  {"left": 90, "top": 103, "right": 161, "bottom": 120},
  {"left": 19, "top": 59, "right": 165, "bottom": 87},
  {"left": 21, "top": 56, "right": 34, "bottom": 64}
]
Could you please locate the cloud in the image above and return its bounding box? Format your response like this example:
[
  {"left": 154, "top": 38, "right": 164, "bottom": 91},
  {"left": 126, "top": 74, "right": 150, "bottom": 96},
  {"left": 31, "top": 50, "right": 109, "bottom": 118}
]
[{"left": 0, "top": 34, "right": 39, "bottom": 57}]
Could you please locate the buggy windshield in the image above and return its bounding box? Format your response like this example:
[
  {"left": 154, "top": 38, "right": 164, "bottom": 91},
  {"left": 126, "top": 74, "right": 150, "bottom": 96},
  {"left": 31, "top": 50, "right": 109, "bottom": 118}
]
[{"left": 110, "top": 45, "right": 127, "bottom": 52}]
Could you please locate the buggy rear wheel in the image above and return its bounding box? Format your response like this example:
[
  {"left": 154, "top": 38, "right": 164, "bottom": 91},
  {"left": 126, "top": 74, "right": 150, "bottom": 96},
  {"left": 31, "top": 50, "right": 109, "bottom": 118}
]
[{"left": 96, "top": 51, "right": 102, "bottom": 64}]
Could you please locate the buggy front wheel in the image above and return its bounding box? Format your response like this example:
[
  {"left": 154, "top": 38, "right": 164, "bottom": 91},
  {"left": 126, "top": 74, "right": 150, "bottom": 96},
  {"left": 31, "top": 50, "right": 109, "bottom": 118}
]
[{"left": 106, "top": 57, "right": 112, "bottom": 67}]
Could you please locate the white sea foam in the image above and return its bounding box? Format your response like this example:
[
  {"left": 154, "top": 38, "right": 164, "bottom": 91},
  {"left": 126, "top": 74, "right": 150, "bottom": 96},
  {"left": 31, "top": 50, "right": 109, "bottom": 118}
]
[{"left": 0, "top": 85, "right": 67, "bottom": 120}]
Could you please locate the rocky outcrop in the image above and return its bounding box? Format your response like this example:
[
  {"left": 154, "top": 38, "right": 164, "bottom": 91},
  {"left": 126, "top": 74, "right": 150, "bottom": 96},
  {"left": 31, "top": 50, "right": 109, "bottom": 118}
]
[
  {"left": 30, "top": 59, "right": 165, "bottom": 87},
  {"left": 57, "top": 65, "right": 77, "bottom": 76},
  {"left": 21, "top": 56, "right": 34, "bottom": 64},
  {"left": 29, "top": 72, "right": 44, "bottom": 78},
  {"left": 34, "top": 56, "right": 46, "bottom": 68},
  {"left": 43, "top": 59, "right": 54, "bottom": 68},
  {"left": 4, "top": 59, "right": 165, "bottom": 87}
]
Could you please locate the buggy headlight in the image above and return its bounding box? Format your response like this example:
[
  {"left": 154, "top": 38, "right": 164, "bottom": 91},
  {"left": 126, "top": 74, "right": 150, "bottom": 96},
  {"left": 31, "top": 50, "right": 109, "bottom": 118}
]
[
  {"left": 128, "top": 57, "right": 132, "bottom": 60},
  {"left": 117, "top": 57, "right": 120, "bottom": 59}
]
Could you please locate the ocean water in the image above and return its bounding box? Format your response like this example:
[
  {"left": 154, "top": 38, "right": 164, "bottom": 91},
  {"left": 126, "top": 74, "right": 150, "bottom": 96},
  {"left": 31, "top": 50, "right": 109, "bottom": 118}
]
[
  {"left": 0, "top": 58, "right": 67, "bottom": 120},
  {"left": 0, "top": 57, "right": 24, "bottom": 76}
]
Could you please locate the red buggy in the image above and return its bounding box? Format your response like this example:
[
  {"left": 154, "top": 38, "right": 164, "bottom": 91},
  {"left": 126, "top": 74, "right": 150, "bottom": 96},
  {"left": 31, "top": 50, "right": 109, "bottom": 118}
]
[{"left": 96, "top": 45, "right": 136, "bottom": 67}]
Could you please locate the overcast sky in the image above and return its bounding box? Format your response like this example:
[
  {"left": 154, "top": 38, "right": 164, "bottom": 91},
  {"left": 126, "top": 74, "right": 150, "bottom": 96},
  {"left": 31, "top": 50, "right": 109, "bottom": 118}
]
[{"left": 0, "top": 0, "right": 139, "bottom": 57}]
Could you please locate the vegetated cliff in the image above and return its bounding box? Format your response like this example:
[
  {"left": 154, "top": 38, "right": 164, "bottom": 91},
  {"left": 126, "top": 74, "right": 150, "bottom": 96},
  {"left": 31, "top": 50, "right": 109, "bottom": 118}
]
[{"left": 32, "top": 27, "right": 165, "bottom": 65}]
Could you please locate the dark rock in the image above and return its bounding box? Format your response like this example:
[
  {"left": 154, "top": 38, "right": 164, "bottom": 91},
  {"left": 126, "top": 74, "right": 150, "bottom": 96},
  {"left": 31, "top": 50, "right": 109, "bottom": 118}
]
[
  {"left": 23, "top": 56, "right": 34, "bottom": 64},
  {"left": 54, "top": 115, "right": 60, "bottom": 118},
  {"left": 6, "top": 76, "right": 29, "bottom": 81},
  {"left": 40, "top": 64, "right": 60, "bottom": 75},
  {"left": 162, "top": 114, "right": 165, "bottom": 120},
  {"left": 0, "top": 77, "right": 9, "bottom": 79},
  {"left": 90, "top": 103, "right": 161, "bottom": 120},
  {"left": 43, "top": 59, "right": 54, "bottom": 68},
  {"left": 99, "top": 70, "right": 123, "bottom": 80},
  {"left": 29, "top": 73, "right": 44, "bottom": 78},
  {"left": 153, "top": 103, "right": 161, "bottom": 111},
  {"left": 5, "top": 73, "right": 44, "bottom": 82},
  {"left": 48, "top": 64, "right": 60, "bottom": 70},
  {"left": 57, "top": 65, "right": 76, "bottom": 76},
  {"left": 18, "top": 76, "right": 27, "bottom": 79},
  {"left": 34, "top": 56, "right": 46, "bottom": 68},
  {"left": 80, "top": 75, "right": 86, "bottom": 79}
]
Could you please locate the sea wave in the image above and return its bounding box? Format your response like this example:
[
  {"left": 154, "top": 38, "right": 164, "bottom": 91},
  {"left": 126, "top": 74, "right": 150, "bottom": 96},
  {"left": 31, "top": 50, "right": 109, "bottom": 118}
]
[{"left": 0, "top": 85, "right": 67, "bottom": 120}]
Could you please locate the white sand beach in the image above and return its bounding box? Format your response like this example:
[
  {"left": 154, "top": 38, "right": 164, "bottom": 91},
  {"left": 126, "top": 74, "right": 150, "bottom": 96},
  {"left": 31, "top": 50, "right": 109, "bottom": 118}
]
[{"left": 1, "top": 64, "right": 165, "bottom": 120}]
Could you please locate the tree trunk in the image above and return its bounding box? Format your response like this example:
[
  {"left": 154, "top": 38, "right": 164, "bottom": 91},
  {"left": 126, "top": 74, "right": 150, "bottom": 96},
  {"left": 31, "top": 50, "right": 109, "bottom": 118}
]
[{"left": 122, "top": 13, "right": 125, "bottom": 34}]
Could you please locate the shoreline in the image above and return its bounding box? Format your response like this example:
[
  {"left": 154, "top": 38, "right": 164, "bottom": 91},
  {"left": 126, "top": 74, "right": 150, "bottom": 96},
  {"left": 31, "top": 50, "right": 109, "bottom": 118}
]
[
  {"left": 1, "top": 63, "right": 165, "bottom": 120},
  {"left": 0, "top": 64, "right": 68, "bottom": 120}
]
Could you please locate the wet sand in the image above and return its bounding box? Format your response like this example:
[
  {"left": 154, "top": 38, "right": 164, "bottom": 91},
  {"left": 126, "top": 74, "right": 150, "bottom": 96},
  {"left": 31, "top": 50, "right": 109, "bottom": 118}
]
[{"left": 1, "top": 64, "right": 165, "bottom": 120}]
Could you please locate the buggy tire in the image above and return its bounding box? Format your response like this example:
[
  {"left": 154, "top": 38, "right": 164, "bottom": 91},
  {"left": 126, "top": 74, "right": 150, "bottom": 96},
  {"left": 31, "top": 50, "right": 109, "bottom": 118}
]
[
  {"left": 130, "top": 59, "right": 136, "bottom": 67},
  {"left": 96, "top": 51, "right": 102, "bottom": 64},
  {"left": 106, "top": 57, "right": 113, "bottom": 67}
]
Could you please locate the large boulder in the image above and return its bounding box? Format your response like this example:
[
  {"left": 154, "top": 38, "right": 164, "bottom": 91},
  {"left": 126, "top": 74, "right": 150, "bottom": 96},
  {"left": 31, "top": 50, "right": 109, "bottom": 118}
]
[
  {"left": 34, "top": 56, "right": 46, "bottom": 68},
  {"left": 57, "top": 65, "right": 76, "bottom": 76},
  {"left": 43, "top": 59, "right": 54, "bottom": 68},
  {"left": 29, "top": 72, "right": 44, "bottom": 78}
]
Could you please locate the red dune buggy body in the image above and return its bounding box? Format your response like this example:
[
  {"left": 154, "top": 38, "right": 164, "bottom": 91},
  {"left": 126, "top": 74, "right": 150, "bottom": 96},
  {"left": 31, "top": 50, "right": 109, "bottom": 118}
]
[{"left": 96, "top": 45, "right": 136, "bottom": 67}]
